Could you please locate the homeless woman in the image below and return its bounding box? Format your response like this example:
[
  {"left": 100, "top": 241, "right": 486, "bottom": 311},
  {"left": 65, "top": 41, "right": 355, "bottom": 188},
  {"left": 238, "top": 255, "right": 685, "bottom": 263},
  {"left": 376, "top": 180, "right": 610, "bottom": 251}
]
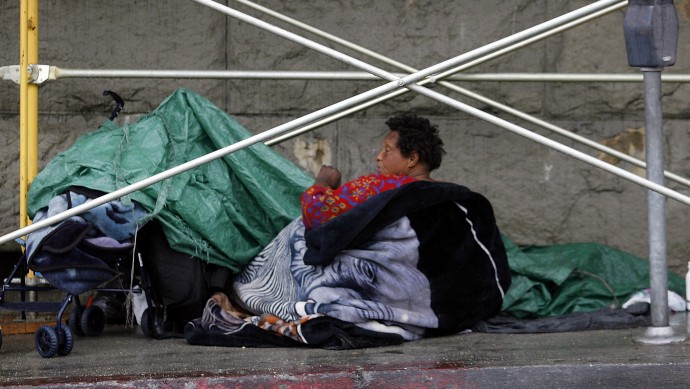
[{"left": 301, "top": 112, "right": 444, "bottom": 229}]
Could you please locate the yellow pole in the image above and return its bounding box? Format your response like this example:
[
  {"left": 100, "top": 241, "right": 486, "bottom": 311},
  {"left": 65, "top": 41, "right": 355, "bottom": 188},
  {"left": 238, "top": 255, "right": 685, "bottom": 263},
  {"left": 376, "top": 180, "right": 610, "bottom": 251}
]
[
  {"left": 27, "top": 0, "right": 39, "bottom": 192},
  {"left": 19, "top": 0, "right": 29, "bottom": 230},
  {"left": 19, "top": 0, "right": 38, "bottom": 231},
  {"left": 20, "top": 0, "right": 39, "bottom": 286}
]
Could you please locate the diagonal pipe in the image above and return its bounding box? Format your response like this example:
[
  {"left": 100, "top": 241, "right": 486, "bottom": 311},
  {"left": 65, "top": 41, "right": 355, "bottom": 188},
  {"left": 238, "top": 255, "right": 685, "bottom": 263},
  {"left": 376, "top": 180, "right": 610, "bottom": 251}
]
[
  {"left": 233, "top": 0, "right": 690, "bottom": 190},
  {"left": 165, "top": 0, "right": 690, "bottom": 206},
  {"left": 0, "top": 0, "right": 676, "bottom": 245}
]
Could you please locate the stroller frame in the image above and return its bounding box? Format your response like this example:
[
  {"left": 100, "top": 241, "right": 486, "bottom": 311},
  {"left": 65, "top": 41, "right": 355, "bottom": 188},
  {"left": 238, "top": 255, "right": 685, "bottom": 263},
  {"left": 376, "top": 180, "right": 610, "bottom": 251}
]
[{"left": 0, "top": 240, "right": 156, "bottom": 358}]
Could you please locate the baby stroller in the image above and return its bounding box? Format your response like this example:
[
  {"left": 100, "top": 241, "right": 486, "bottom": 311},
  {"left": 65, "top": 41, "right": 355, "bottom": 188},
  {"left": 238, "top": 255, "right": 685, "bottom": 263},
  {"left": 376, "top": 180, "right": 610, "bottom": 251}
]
[
  {"left": 0, "top": 91, "right": 190, "bottom": 357},
  {"left": 0, "top": 186, "right": 155, "bottom": 358}
]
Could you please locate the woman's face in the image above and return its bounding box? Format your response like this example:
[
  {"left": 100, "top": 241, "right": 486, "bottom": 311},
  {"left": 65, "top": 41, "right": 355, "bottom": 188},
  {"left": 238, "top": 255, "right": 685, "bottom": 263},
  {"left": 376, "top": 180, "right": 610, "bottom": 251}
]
[{"left": 376, "top": 131, "right": 409, "bottom": 175}]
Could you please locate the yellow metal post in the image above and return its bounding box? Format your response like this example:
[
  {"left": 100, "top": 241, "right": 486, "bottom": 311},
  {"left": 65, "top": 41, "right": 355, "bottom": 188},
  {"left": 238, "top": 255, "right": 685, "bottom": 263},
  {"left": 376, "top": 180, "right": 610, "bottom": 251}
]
[
  {"left": 19, "top": 0, "right": 39, "bottom": 289},
  {"left": 19, "top": 0, "right": 39, "bottom": 231},
  {"left": 28, "top": 0, "right": 39, "bottom": 190},
  {"left": 19, "top": 0, "right": 28, "bottom": 230}
]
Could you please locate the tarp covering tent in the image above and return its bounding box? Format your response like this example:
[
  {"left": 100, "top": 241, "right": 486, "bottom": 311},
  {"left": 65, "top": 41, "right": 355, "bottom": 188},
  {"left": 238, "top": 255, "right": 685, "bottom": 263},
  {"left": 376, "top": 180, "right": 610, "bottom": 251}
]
[
  {"left": 27, "top": 88, "right": 313, "bottom": 272},
  {"left": 501, "top": 236, "right": 685, "bottom": 318}
]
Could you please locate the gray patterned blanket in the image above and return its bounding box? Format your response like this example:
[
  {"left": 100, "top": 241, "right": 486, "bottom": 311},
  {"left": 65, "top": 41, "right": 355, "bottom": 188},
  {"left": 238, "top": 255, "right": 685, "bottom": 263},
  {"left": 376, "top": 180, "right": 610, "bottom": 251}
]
[{"left": 185, "top": 181, "right": 511, "bottom": 348}]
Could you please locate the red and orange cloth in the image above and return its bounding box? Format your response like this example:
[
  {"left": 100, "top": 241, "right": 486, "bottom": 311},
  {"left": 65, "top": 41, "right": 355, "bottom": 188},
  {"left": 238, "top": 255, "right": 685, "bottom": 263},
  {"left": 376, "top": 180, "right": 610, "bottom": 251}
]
[{"left": 300, "top": 173, "right": 417, "bottom": 229}]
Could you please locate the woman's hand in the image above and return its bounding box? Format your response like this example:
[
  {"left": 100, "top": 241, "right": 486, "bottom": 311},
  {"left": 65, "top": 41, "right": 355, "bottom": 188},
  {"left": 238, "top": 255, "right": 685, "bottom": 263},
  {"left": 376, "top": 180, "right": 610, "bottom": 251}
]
[{"left": 314, "top": 165, "right": 342, "bottom": 189}]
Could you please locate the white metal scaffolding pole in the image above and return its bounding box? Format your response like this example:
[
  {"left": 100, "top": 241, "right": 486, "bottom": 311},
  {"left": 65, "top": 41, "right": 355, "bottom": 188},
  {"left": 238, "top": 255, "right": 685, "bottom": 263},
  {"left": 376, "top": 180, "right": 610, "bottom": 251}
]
[
  {"left": 229, "top": 0, "right": 690, "bottom": 189},
  {"left": 191, "top": 0, "right": 625, "bottom": 86},
  {"left": 191, "top": 0, "right": 689, "bottom": 203},
  {"left": 10, "top": 1, "right": 689, "bottom": 190},
  {"left": 9, "top": 67, "right": 690, "bottom": 83},
  {"left": 3, "top": 0, "right": 688, "bottom": 246}
]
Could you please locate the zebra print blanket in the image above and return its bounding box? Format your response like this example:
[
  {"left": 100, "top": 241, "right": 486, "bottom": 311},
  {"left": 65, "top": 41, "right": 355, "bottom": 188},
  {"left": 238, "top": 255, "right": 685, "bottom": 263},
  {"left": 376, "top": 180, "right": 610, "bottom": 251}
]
[{"left": 185, "top": 181, "right": 511, "bottom": 348}]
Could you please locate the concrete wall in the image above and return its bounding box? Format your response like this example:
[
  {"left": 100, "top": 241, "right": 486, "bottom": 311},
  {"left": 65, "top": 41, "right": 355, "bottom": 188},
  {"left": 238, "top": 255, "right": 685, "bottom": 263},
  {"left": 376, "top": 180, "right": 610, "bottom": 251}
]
[{"left": 1, "top": 0, "right": 690, "bottom": 274}]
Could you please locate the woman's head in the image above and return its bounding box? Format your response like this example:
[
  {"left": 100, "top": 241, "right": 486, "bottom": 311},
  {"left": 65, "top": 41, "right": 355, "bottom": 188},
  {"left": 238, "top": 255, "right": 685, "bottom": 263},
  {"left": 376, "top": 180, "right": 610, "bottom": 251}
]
[{"left": 376, "top": 112, "right": 446, "bottom": 178}]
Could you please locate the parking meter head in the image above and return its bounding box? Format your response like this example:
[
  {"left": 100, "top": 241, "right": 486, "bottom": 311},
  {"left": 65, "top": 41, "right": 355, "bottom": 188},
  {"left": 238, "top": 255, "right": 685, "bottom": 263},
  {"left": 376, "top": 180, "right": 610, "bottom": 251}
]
[{"left": 623, "top": 0, "right": 678, "bottom": 68}]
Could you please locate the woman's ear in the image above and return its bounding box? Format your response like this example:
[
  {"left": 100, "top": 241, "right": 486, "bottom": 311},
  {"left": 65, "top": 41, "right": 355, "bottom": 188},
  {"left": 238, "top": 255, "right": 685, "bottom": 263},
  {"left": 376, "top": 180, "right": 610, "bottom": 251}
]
[{"left": 407, "top": 151, "right": 420, "bottom": 167}]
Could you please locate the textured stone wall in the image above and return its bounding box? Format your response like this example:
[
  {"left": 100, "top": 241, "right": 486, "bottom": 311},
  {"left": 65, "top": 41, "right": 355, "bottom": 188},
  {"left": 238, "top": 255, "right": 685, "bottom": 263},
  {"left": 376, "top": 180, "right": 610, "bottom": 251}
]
[{"left": 1, "top": 0, "right": 690, "bottom": 274}]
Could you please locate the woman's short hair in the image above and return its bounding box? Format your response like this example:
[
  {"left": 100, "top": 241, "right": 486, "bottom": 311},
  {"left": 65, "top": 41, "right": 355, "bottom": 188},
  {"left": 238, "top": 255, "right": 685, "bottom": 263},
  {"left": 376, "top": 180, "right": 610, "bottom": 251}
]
[{"left": 385, "top": 112, "right": 446, "bottom": 171}]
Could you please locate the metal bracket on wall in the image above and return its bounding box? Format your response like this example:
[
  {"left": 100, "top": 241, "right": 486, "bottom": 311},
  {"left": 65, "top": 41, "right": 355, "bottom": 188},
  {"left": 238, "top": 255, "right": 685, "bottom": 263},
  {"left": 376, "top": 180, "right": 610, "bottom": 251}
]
[{"left": 1, "top": 64, "right": 52, "bottom": 84}]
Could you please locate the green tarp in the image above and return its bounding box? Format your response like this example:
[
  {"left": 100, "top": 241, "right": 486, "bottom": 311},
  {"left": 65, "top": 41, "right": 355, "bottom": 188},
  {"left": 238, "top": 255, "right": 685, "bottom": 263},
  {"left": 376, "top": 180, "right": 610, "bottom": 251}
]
[
  {"left": 28, "top": 87, "right": 684, "bottom": 317},
  {"left": 28, "top": 88, "right": 313, "bottom": 272},
  {"left": 502, "top": 235, "right": 684, "bottom": 318}
]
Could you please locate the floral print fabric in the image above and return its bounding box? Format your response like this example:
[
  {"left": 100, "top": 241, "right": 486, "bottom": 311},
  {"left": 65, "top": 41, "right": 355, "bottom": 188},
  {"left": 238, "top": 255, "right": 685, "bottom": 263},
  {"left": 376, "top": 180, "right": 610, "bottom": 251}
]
[{"left": 300, "top": 173, "right": 416, "bottom": 229}]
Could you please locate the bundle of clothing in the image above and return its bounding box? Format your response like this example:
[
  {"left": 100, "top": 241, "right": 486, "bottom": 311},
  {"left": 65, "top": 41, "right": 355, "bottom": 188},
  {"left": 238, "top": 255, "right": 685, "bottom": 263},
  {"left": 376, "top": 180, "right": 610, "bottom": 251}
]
[
  {"left": 185, "top": 181, "right": 512, "bottom": 349},
  {"left": 26, "top": 187, "right": 148, "bottom": 295}
]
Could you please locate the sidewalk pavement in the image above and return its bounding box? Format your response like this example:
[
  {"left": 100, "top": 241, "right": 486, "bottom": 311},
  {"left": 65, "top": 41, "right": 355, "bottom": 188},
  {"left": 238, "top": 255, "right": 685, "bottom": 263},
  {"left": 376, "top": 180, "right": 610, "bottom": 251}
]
[{"left": 1, "top": 311, "right": 690, "bottom": 388}]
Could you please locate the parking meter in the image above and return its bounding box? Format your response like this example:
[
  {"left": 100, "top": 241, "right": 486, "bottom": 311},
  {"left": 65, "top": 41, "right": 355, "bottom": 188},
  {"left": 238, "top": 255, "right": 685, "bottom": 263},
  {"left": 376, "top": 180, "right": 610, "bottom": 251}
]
[
  {"left": 624, "top": 0, "right": 684, "bottom": 343},
  {"left": 624, "top": 0, "right": 678, "bottom": 68}
]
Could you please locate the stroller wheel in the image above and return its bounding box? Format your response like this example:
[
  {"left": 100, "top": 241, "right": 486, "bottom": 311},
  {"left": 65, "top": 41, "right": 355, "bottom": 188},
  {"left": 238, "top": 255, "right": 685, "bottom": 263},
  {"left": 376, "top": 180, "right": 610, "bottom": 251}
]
[
  {"left": 80, "top": 306, "right": 106, "bottom": 337},
  {"left": 69, "top": 308, "right": 85, "bottom": 337},
  {"left": 140, "top": 308, "right": 154, "bottom": 338},
  {"left": 35, "top": 326, "right": 59, "bottom": 358},
  {"left": 56, "top": 326, "right": 74, "bottom": 356}
]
